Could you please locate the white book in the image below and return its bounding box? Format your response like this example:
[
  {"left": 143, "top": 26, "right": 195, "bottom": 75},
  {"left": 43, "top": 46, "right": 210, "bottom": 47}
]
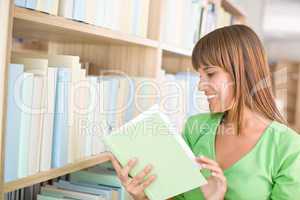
[
  {"left": 48, "top": 55, "right": 82, "bottom": 164},
  {"left": 40, "top": 67, "right": 57, "bottom": 171},
  {"left": 86, "top": 0, "right": 96, "bottom": 25},
  {"left": 95, "top": 0, "right": 106, "bottom": 27},
  {"left": 58, "top": 0, "right": 74, "bottom": 19},
  {"left": 86, "top": 76, "right": 97, "bottom": 156},
  {"left": 28, "top": 75, "right": 45, "bottom": 175},
  {"left": 18, "top": 72, "right": 34, "bottom": 178},
  {"left": 11, "top": 57, "right": 49, "bottom": 175},
  {"left": 36, "top": 0, "right": 59, "bottom": 15}
]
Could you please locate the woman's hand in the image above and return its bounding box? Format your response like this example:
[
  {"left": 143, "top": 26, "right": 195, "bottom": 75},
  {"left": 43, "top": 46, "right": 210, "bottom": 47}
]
[
  {"left": 196, "top": 156, "right": 227, "bottom": 200},
  {"left": 109, "top": 153, "right": 156, "bottom": 200}
]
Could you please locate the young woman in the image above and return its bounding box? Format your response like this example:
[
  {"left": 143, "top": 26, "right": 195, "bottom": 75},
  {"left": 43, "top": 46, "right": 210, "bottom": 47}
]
[{"left": 109, "top": 25, "right": 300, "bottom": 200}]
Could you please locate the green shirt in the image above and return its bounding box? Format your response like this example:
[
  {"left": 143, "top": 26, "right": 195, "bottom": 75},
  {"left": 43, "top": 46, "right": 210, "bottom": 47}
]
[{"left": 174, "top": 112, "right": 300, "bottom": 200}]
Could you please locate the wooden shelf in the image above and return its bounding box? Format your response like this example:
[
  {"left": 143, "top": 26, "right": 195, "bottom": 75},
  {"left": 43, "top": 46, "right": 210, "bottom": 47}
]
[
  {"left": 162, "top": 43, "right": 192, "bottom": 57},
  {"left": 13, "top": 7, "right": 159, "bottom": 48},
  {"left": 4, "top": 152, "right": 111, "bottom": 193}
]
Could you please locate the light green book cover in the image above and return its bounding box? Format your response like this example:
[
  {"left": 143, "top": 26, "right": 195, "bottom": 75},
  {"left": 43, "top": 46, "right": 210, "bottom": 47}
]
[
  {"left": 103, "top": 105, "right": 207, "bottom": 200},
  {"left": 37, "top": 194, "right": 66, "bottom": 200}
]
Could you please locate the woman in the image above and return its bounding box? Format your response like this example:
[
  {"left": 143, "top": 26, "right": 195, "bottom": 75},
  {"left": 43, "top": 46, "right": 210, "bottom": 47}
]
[{"left": 110, "top": 25, "right": 300, "bottom": 199}]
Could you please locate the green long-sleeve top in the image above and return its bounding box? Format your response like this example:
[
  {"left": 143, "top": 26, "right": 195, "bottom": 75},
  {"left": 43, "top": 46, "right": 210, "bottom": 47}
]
[{"left": 173, "top": 112, "right": 300, "bottom": 200}]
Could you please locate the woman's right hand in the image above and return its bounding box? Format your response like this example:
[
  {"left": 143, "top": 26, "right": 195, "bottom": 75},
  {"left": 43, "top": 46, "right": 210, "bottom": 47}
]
[{"left": 109, "top": 153, "right": 156, "bottom": 200}]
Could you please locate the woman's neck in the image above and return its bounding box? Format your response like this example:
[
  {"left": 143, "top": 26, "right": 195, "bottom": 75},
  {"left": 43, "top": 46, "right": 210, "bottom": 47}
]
[{"left": 222, "top": 107, "right": 271, "bottom": 136}]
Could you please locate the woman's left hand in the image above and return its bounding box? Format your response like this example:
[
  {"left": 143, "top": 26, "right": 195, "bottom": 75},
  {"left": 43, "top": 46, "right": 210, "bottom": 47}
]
[{"left": 196, "top": 156, "right": 227, "bottom": 200}]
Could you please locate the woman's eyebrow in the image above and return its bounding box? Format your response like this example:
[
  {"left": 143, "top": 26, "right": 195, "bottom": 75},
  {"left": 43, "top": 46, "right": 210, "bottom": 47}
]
[{"left": 203, "top": 66, "right": 214, "bottom": 70}]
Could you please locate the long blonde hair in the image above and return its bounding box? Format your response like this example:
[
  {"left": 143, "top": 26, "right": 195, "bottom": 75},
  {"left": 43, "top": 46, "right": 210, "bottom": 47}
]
[{"left": 192, "top": 24, "right": 286, "bottom": 134}]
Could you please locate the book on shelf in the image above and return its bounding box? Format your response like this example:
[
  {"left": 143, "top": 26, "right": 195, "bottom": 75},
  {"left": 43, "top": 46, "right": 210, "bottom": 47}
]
[
  {"left": 15, "top": 0, "right": 150, "bottom": 38},
  {"left": 15, "top": 0, "right": 59, "bottom": 15},
  {"left": 4, "top": 53, "right": 210, "bottom": 184},
  {"left": 36, "top": 0, "right": 60, "bottom": 15},
  {"left": 5, "top": 64, "right": 25, "bottom": 182},
  {"left": 70, "top": 164, "right": 133, "bottom": 200},
  {"left": 103, "top": 105, "right": 207, "bottom": 200}
]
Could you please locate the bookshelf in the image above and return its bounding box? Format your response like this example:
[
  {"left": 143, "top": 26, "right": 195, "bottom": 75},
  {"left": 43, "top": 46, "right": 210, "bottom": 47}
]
[
  {"left": 0, "top": 0, "right": 246, "bottom": 199},
  {"left": 4, "top": 153, "right": 111, "bottom": 193}
]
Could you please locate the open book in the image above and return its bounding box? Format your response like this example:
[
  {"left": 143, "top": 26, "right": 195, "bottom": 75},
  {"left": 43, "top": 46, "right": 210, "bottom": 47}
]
[{"left": 103, "top": 105, "right": 207, "bottom": 200}]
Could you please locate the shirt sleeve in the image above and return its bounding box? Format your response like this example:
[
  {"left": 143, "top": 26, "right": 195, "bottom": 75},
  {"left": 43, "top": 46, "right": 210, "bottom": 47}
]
[{"left": 271, "top": 135, "right": 300, "bottom": 199}]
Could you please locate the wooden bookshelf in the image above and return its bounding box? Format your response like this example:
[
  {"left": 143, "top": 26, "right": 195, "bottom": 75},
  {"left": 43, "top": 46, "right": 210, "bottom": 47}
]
[
  {"left": 4, "top": 153, "right": 111, "bottom": 193},
  {"left": 0, "top": 0, "right": 246, "bottom": 199},
  {"left": 162, "top": 43, "right": 193, "bottom": 57},
  {"left": 13, "top": 7, "right": 159, "bottom": 48}
]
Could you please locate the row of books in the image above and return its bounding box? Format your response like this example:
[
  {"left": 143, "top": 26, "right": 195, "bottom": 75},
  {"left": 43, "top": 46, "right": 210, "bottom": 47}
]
[
  {"left": 163, "top": 0, "right": 234, "bottom": 49},
  {"left": 38, "top": 164, "right": 133, "bottom": 200},
  {"left": 14, "top": 0, "right": 150, "bottom": 38},
  {"left": 4, "top": 163, "right": 132, "bottom": 200},
  {"left": 5, "top": 53, "right": 210, "bottom": 182}
]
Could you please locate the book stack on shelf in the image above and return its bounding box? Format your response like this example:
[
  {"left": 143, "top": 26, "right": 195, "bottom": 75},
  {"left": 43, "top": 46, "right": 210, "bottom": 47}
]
[
  {"left": 15, "top": 0, "right": 150, "bottom": 38},
  {"left": 5, "top": 53, "right": 210, "bottom": 183},
  {"left": 0, "top": 0, "right": 246, "bottom": 199},
  {"left": 162, "top": 0, "right": 239, "bottom": 50}
]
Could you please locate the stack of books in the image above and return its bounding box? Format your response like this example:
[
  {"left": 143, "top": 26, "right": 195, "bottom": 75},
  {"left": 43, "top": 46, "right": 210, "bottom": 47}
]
[
  {"left": 15, "top": 0, "right": 60, "bottom": 15},
  {"left": 5, "top": 52, "right": 210, "bottom": 182},
  {"left": 38, "top": 163, "right": 133, "bottom": 199},
  {"left": 14, "top": 0, "right": 150, "bottom": 38},
  {"left": 162, "top": 0, "right": 234, "bottom": 49}
]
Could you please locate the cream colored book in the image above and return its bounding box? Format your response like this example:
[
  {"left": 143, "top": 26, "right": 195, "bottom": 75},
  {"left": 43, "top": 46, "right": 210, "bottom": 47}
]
[
  {"left": 58, "top": 0, "right": 74, "bottom": 19},
  {"left": 40, "top": 67, "right": 57, "bottom": 171},
  {"left": 36, "top": 0, "right": 59, "bottom": 15},
  {"left": 48, "top": 55, "right": 82, "bottom": 164},
  {"left": 11, "top": 57, "right": 48, "bottom": 175},
  {"left": 86, "top": 0, "right": 96, "bottom": 25},
  {"left": 138, "top": 0, "right": 150, "bottom": 37}
]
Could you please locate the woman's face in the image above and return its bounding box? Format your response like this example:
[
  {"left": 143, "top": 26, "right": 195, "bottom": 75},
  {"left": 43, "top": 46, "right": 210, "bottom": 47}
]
[{"left": 198, "top": 65, "right": 235, "bottom": 113}]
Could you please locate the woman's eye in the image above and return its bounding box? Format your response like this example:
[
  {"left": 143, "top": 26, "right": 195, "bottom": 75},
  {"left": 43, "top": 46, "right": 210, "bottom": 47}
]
[{"left": 207, "top": 72, "right": 214, "bottom": 76}]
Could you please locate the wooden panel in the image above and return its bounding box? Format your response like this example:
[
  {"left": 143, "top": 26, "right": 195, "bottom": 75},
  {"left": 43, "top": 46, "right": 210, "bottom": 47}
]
[
  {"left": 162, "top": 53, "right": 195, "bottom": 74},
  {"left": 4, "top": 153, "right": 111, "bottom": 193},
  {"left": 13, "top": 7, "right": 159, "bottom": 48},
  {"left": 48, "top": 42, "right": 162, "bottom": 78},
  {"left": 162, "top": 44, "right": 192, "bottom": 57},
  {"left": 0, "top": 0, "right": 14, "bottom": 199}
]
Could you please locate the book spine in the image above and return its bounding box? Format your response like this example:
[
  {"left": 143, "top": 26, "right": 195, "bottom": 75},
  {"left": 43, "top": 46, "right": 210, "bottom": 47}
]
[
  {"left": 58, "top": 0, "right": 74, "bottom": 18},
  {"left": 40, "top": 68, "right": 57, "bottom": 171},
  {"left": 15, "top": 0, "right": 26, "bottom": 7},
  {"left": 18, "top": 73, "right": 34, "bottom": 178},
  {"left": 26, "top": 0, "right": 38, "bottom": 9},
  {"left": 5, "top": 64, "right": 24, "bottom": 181},
  {"left": 52, "top": 68, "right": 71, "bottom": 168},
  {"left": 72, "top": 0, "right": 86, "bottom": 22}
]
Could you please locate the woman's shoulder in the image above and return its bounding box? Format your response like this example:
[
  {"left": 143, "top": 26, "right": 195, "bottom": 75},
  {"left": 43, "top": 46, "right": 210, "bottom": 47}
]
[
  {"left": 268, "top": 121, "right": 300, "bottom": 164},
  {"left": 270, "top": 121, "right": 300, "bottom": 146},
  {"left": 182, "top": 112, "right": 224, "bottom": 147}
]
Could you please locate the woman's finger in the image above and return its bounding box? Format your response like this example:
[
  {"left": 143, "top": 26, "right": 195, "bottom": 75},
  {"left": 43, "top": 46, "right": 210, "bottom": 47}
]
[
  {"left": 200, "top": 163, "right": 223, "bottom": 174},
  {"left": 121, "top": 158, "right": 138, "bottom": 181},
  {"left": 138, "top": 175, "right": 156, "bottom": 191},
  {"left": 130, "top": 164, "right": 153, "bottom": 186},
  {"left": 109, "top": 154, "right": 123, "bottom": 176},
  {"left": 211, "top": 172, "right": 227, "bottom": 183},
  {"left": 196, "top": 156, "right": 219, "bottom": 166}
]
